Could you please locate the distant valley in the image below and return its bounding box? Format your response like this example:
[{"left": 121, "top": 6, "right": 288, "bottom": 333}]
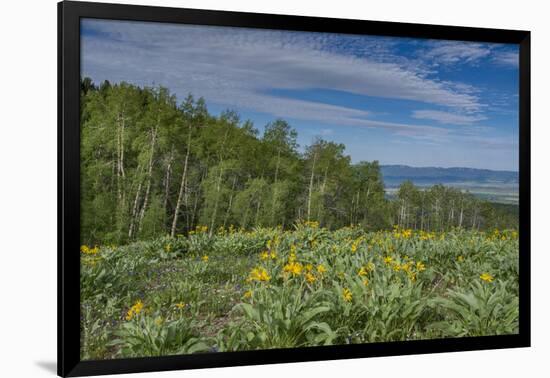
[{"left": 380, "top": 165, "right": 519, "bottom": 204}]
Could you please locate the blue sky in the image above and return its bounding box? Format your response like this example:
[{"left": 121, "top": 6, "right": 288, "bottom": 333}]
[{"left": 81, "top": 19, "right": 519, "bottom": 171}]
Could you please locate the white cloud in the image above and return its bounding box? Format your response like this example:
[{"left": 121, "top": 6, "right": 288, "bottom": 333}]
[
  {"left": 81, "top": 19, "right": 485, "bottom": 126},
  {"left": 422, "top": 41, "right": 492, "bottom": 65},
  {"left": 492, "top": 51, "right": 519, "bottom": 68},
  {"left": 411, "top": 109, "right": 487, "bottom": 125}
]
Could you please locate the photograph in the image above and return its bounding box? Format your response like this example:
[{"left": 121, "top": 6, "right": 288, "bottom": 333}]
[{"left": 78, "top": 18, "right": 520, "bottom": 360}]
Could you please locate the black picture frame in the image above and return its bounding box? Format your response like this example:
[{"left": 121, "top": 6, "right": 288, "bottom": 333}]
[{"left": 58, "top": 1, "right": 531, "bottom": 376}]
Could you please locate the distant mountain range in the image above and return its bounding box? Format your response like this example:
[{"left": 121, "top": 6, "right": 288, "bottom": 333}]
[{"left": 380, "top": 165, "right": 519, "bottom": 188}]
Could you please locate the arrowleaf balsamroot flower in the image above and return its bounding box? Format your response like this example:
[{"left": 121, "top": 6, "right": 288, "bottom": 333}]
[
  {"left": 247, "top": 267, "right": 271, "bottom": 282},
  {"left": 283, "top": 261, "right": 303, "bottom": 276},
  {"left": 125, "top": 300, "right": 144, "bottom": 321},
  {"left": 480, "top": 272, "right": 494, "bottom": 283},
  {"left": 305, "top": 272, "right": 316, "bottom": 283},
  {"left": 342, "top": 288, "right": 353, "bottom": 302}
]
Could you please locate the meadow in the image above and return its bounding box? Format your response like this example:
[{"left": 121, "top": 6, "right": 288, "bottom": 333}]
[{"left": 80, "top": 222, "right": 519, "bottom": 359}]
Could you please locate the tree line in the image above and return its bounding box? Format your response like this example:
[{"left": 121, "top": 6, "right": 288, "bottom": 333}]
[{"left": 80, "top": 78, "right": 518, "bottom": 245}]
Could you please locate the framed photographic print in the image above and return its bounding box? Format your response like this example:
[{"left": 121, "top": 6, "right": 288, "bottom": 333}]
[{"left": 58, "top": 1, "right": 530, "bottom": 376}]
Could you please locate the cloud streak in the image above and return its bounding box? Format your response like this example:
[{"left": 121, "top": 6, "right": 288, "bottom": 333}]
[
  {"left": 411, "top": 109, "right": 487, "bottom": 125},
  {"left": 81, "top": 20, "right": 485, "bottom": 129}
]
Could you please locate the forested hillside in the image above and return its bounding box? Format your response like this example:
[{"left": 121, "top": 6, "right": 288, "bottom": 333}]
[{"left": 80, "top": 78, "right": 517, "bottom": 245}]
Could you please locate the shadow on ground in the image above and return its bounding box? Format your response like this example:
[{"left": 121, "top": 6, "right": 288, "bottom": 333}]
[{"left": 35, "top": 361, "right": 56, "bottom": 374}]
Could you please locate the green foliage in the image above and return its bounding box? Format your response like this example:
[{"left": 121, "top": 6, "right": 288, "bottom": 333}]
[
  {"left": 109, "top": 315, "right": 210, "bottom": 357},
  {"left": 80, "top": 226, "right": 519, "bottom": 359},
  {"left": 229, "top": 285, "right": 336, "bottom": 349},
  {"left": 80, "top": 78, "right": 516, "bottom": 246},
  {"left": 428, "top": 280, "right": 519, "bottom": 337}
]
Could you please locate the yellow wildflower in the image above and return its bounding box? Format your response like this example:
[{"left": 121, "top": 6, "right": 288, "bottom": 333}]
[
  {"left": 457, "top": 255, "right": 464, "bottom": 262},
  {"left": 283, "top": 261, "right": 303, "bottom": 276},
  {"left": 164, "top": 244, "right": 171, "bottom": 253},
  {"left": 202, "top": 255, "right": 209, "bottom": 262},
  {"left": 175, "top": 302, "right": 186, "bottom": 310},
  {"left": 363, "top": 278, "right": 369, "bottom": 286},
  {"left": 305, "top": 220, "right": 319, "bottom": 228},
  {"left": 416, "top": 262, "right": 426, "bottom": 272},
  {"left": 260, "top": 251, "right": 269, "bottom": 260},
  {"left": 305, "top": 264, "right": 313, "bottom": 272},
  {"left": 317, "top": 264, "right": 327, "bottom": 274},
  {"left": 81, "top": 245, "right": 99, "bottom": 255},
  {"left": 243, "top": 290, "right": 252, "bottom": 298},
  {"left": 305, "top": 272, "right": 316, "bottom": 283},
  {"left": 480, "top": 272, "right": 494, "bottom": 283},
  {"left": 125, "top": 300, "right": 144, "bottom": 321},
  {"left": 384, "top": 256, "right": 393, "bottom": 265},
  {"left": 247, "top": 267, "right": 271, "bottom": 282},
  {"left": 342, "top": 288, "right": 353, "bottom": 302},
  {"left": 289, "top": 252, "right": 297, "bottom": 262}
]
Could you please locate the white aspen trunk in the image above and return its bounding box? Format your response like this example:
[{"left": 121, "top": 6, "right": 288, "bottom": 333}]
[
  {"left": 137, "top": 125, "right": 158, "bottom": 234},
  {"left": 191, "top": 179, "right": 201, "bottom": 228},
  {"left": 170, "top": 124, "right": 192, "bottom": 237},
  {"left": 209, "top": 164, "right": 224, "bottom": 236},
  {"left": 317, "top": 167, "right": 328, "bottom": 223},
  {"left": 254, "top": 197, "right": 262, "bottom": 226},
  {"left": 274, "top": 149, "right": 281, "bottom": 183},
  {"left": 403, "top": 201, "right": 406, "bottom": 228},
  {"left": 120, "top": 116, "right": 126, "bottom": 179},
  {"left": 420, "top": 206, "right": 425, "bottom": 231},
  {"left": 362, "top": 185, "right": 370, "bottom": 226},
  {"left": 116, "top": 113, "right": 127, "bottom": 236},
  {"left": 355, "top": 188, "right": 361, "bottom": 226},
  {"left": 128, "top": 172, "right": 143, "bottom": 239},
  {"left": 163, "top": 161, "right": 172, "bottom": 210},
  {"left": 116, "top": 115, "right": 122, "bottom": 202},
  {"left": 223, "top": 175, "right": 237, "bottom": 228},
  {"left": 306, "top": 152, "right": 317, "bottom": 221},
  {"left": 163, "top": 149, "right": 174, "bottom": 211},
  {"left": 270, "top": 148, "right": 281, "bottom": 225}
]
